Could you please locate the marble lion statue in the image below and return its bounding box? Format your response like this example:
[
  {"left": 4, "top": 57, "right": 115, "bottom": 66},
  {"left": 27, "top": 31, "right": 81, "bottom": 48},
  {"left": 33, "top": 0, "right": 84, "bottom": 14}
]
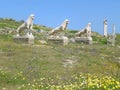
[
  {"left": 49, "top": 19, "right": 69, "bottom": 35},
  {"left": 75, "top": 23, "right": 92, "bottom": 37},
  {"left": 16, "top": 14, "right": 35, "bottom": 36}
]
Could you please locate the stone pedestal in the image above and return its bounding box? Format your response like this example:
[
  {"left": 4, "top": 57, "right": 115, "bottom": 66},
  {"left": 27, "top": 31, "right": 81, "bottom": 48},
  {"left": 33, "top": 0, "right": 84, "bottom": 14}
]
[
  {"left": 47, "top": 36, "right": 69, "bottom": 45},
  {"left": 107, "top": 35, "right": 115, "bottom": 46},
  {"left": 13, "top": 34, "right": 34, "bottom": 44},
  {"left": 75, "top": 37, "right": 92, "bottom": 44}
]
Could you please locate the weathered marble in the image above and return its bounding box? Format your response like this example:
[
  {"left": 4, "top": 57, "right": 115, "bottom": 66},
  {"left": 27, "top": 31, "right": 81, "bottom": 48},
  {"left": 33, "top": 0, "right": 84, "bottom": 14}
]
[
  {"left": 107, "top": 24, "right": 116, "bottom": 46},
  {"left": 13, "top": 33, "right": 34, "bottom": 44},
  {"left": 13, "top": 14, "right": 35, "bottom": 44},
  {"left": 74, "top": 23, "right": 92, "bottom": 44},
  {"left": 47, "top": 19, "right": 69, "bottom": 45},
  {"left": 75, "top": 23, "right": 92, "bottom": 37},
  {"left": 103, "top": 19, "right": 108, "bottom": 37},
  {"left": 75, "top": 37, "right": 92, "bottom": 44},
  {"left": 47, "top": 36, "right": 69, "bottom": 45},
  {"left": 16, "top": 14, "right": 35, "bottom": 36},
  {"left": 49, "top": 19, "right": 69, "bottom": 36}
]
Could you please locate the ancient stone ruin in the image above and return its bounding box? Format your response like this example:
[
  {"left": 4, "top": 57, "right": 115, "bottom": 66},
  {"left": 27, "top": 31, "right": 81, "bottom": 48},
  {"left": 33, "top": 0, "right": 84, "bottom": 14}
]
[
  {"left": 47, "top": 19, "right": 69, "bottom": 45},
  {"left": 13, "top": 14, "right": 35, "bottom": 44},
  {"left": 74, "top": 23, "right": 93, "bottom": 44},
  {"left": 107, "top": 24, "right": 116, "bottom": 46},
  {"left": 103, "top": 19, "right": 108, "bottom": 37}
]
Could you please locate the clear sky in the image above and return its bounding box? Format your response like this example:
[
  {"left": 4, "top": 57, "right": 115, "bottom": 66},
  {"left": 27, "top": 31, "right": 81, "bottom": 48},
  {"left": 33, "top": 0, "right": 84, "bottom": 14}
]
[{"left": 0, "top": 0, "right": 120, "bottom": 34}]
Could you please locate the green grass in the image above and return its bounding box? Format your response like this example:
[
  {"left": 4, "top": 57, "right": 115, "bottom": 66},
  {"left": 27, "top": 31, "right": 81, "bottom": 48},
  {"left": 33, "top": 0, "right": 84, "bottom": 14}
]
[
  {"left": 0, "top": 34, "right": 120, "bottom": 90},
  {"left": 0, "top": 18, "right": 120, "bottom": 89},
  {"left": 0, "top": 18, "right": 52, "bottom": 31}
]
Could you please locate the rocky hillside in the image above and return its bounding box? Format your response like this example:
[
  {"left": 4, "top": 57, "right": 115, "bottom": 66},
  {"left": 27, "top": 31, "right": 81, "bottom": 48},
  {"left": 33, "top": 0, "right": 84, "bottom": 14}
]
[
  {"left": 0, "top": 18, "right": 120, "bottom": 90},
  {"left": 0, "top": 18, "right": 120, "bottom": 45},
  {"left": 0, "top": 18, "right": 51, "bottom": 34}
]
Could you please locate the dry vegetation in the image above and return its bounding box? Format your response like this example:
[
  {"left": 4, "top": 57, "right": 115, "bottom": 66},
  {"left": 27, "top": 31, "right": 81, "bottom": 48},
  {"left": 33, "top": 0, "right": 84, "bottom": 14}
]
[{"left": 0, "top": 18, "right": 120, "bottom": 90}]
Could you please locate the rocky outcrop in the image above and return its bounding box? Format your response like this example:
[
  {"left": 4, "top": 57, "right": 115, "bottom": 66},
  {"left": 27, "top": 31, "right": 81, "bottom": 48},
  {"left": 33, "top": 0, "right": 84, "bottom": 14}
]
[{"left": 0, "top": 27, "right": 15, "bottom": 34}]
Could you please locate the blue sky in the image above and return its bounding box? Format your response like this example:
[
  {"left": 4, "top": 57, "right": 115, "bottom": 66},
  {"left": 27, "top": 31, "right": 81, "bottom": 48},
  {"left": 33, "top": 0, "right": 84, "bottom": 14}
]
[{"left": 0, "top": 0, "right": 120, "bottom": 34}]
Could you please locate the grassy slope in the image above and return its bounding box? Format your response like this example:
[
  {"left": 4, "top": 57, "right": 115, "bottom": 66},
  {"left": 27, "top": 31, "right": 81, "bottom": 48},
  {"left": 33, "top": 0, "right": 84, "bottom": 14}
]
[
  {"left": 0, "top": 18, "right": 51, "bottom": 31},
  {"left": 0, "top": 18, "right": 120, "bottom": 89},
  {"left": 0, "top": 34, "right": 120, "bottom": 89}
]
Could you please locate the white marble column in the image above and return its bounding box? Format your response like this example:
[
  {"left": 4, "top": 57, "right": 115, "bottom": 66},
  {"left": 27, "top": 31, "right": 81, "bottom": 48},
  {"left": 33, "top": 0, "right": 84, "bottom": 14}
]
[
  {"left": 103, "top": 19, "right": 108, "bottom": 37},
  {"left": 112, "top": 24, "right": 116, "bottom": 46}
]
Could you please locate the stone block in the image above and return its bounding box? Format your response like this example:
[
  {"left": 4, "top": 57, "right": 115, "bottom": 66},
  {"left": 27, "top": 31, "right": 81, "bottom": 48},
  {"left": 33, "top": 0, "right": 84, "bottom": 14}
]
[
  {"left": 75, "top": 37, "right": 92, "bottom": 44},
  {"left": 13, "top": 35, "right": 34, "bottom": 44},
  {"left": 47, "top": 36, "right": 69, "bottom": 45}
]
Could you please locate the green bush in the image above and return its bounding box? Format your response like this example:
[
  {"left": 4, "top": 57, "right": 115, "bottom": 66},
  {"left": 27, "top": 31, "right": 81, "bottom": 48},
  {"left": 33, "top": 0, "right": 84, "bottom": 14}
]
[{"left": 92, "top": 35, "right": 107, "bottom": 44}]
